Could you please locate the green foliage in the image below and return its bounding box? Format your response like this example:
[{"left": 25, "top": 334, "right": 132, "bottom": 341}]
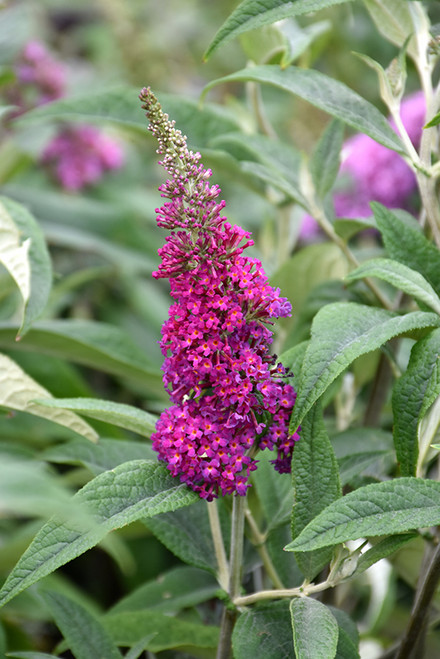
[
  {"left": 1, "top": 0, "right": 440, "bottom": 656},
  {"left": 0, "top": 461, "right": 198, "bottom": 608},
  {"left": 204, "top": 0, "right": 355, "bottom": 59},
  {"left": 291, "top": 597, "right": 339, "bottom": 659},
  {"left": 286, "top": 478, "right": 440, "bottom": 552},
  {"left": 291, "top": 402, "right": 341, "bottom": 578}
]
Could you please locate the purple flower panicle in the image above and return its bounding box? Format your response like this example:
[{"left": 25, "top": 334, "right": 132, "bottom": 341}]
[
  {"left": 42, "top": 124, "right": 124, "bottom": 191},
  {"left": 140, "top": 87, "right": 299, "bottom": 500}
]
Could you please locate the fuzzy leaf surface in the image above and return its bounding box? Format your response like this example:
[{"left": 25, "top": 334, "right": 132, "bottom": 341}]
[
  {"left": 0, "top": 353, "right": 97, "bottom": 442},
  {"left": 203, "top": 66, "right": 404, "bottom": 152},
  {"left": 373, "top": 203, "right": 440, "bottom": 294},
  {"left": 286, "top": 478, "right": 440, "bottom": 552},
  {"left": 36, "top": 398, "right": 157, "bottom": 438},
  {"left": 346, "top": 258, "right": 440, "bottom": 314},
  {"left": 232, "top": 600, "right": 294, "bottom": 659},
  {"left": 0, "top": 460, "right": 198, "bottom": 608},
  {"left": 291, "top": 597, "right": 338, "bottom": 659},
  {"left": 109, "top": 566, "right": 218, "bottom": 614},
  {"left": 43, "top": 437, "right": 155, "bottom": 475},
  {"left": 204, "top": 0, "right": 355, "bottom": 59},
  {"left": 292, "top": 402, "right": 341, "bottom": 578},
  {"left": 354, "top": 533, "right": 417, "bottom": 576},
  {"left": 289, "top": 304, "right": 440, "bottom": 431},
  {"left": 101, "top": 610, "right": 219, "bottom": 652},
  {"left": 43, "top": 591, "right": 123, "bottom": 659},
  {"left": 392, "top": 328, "right": 440, "bottom": 476},
  {"left": 310, "top": 119, "right": 344, "bottom": 199}
]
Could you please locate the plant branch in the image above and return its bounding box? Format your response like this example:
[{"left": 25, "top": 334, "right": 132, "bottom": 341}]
[
  {"left": 207, "top": 500, "right": 229, "bottom": 591},
  {"left": 395, "top": 540, "right": 440, "bottom": 659},
  {"left": 216, "top": 494, "right": 247, "bottom": 659},
  {"left": 245, "top": 507, "right": 285, "bottom": 589}
]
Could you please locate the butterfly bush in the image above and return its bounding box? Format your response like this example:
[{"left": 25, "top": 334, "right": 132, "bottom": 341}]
[
  {"left": 140, "top": 87, "right": 299, "bottom": 500},
  {"left": 301, "top": 91, "right": 425, "bottom": 238}
]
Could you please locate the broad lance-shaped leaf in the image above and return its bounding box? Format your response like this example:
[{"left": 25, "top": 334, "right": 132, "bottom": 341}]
[
  {"left": 17, "top": 89, "right": 240, "bottom": 148},
  {"left": 203, "top": 65, "right": 404, "bottom": 153},
  {"left": 372, "top": 203, "right": 440, "bottom": 294},
  {"left": 42, "top": 591, "right": 123, "bottom": 659},
  {"left": 309, "top": 119, "right": 344, "bottom": 200},
  {"left": 0, "top": 460, "right": 198, "bottom": 608},
  {"left": 392, "top": 328, "right": 440, "bottom": 476},
  {"left": 285, "top": 477, "right": 440, "bottom": 552},
  {"left": 292, "top": 402, "right": 341, "bottom": 579},
  {"left": 232, "top": 600, "right": 294, "bottom": 659},
  {"left": 101, "top": 610, "right": 219, "bottom": 652},
  {"left": 290, "top": 598, "right": 339, "bottom": 659},
  {"left": 35, "top": 397, "right": 157, "bottom": 438},
  {"left": 0, "top": 319, "right": 165, "bottom": 397},
  {"left": 0, "top": 353, "right": 98, "bottom": 442},
  {"left": 289, "top": 303, "right": 440, "bottom": 432},
  {"left": 0, "top": 197, "right": 52, "bottom": 338},
  {"left": 346, "top": 258, "right": 440, "bottom": 315},
  {"left": 204, "top": 0, "right": 355, "bottom": 59}
]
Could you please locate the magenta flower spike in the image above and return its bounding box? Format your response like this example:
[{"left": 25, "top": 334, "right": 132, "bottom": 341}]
[{"left": 140, "top": 87, "right": 299, "bottom": 500}]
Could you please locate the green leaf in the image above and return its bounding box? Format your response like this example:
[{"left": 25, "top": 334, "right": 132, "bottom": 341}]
[
  {"left": 0, "top": 456, "right": 77, "bottom": 519},
  {"left": 146, "top": 499, "right": 228, "bottom": 574},
  {"left": 285, "top": 477, "right": 440, "bottom": 552},
  {"left": 289, "top": 303, "right": 440, "bottom": 432},
  {"left": 328, "top": 607, "right": 360, "bottom": 659},
  {"left": 252, "top": 450, "right": 294, "bottom": 531},
  {"left": 392, "top": 328, "right": 440, "bottom": 476},
  {"left": 124, "top": 635, "right": 158, "bottom": 659},
  {"left": 0, "top": 197, "right": 52, "bottom": 338},
  {"left": 42, "top": 437, "right": 156, "bottom": 475},
  {"left": 273, "top": 243, "right": 350, "bottom": 333},
  {"left": 17, "top": 89, "right": 239, "bottom": 147},
  {"left": 0, "top": 353, "right": 98, "bottom": 442},
  {"left": 232, "top": 600, "right": 294, "bottom": 659},
  {"left": 35, "top": 398, "right": 157, "bottom": 438},
  {"left": 7, "top": 654, "right": 59, "bottom": 659},
  {"left": 203, "top": 65, "right": 404, "bottom": 153},
  {"left": 0, "top": 320, "right": 165, "bottom": 397},
  {"left": 372, "top": 203, "right": 440, "bottom": 294},
  {"left": 0, "top": 460, "right": 198, "bottom": 608},
  {"left": 109, "top": 566, "right": 218, "bottom": 614},
  {"left": 346, "top": 258, "right": 440, "bottom": 315},
  {"left": 354, "top": 533, "right": 417, "bottom": 576},
  {"left": 204, "top": 0, "right": 355, "bottom": 60},
  {"left": 291, "top": 597, "right": 339, "bottom": 659},
  {"left": 292, "top": 402, "right": 341, "bottom": 579},
  {"left": 42, "top": 591, "right": 123, "bottom": 659},
  {"left": 210, "top": 132, "right": 306, "bottom": 206},
  {"left": 334, "top": 217, "right": 376, "bottom": 241},
  {"left": 363, "top": 0, "right": 424, "bottom": 61},
  {"left": 310, "top": 120, "right": 344, "bottom": 200},
  {"left": 101, "top": 610, "right": 219, "bottom": 652}
]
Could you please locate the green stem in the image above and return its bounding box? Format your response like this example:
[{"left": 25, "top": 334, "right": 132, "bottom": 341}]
[
  {"left": 233, "top": 575, "right": 336, "bottom": 607},
  {"left": 216, "top": 494, "right": 247, "bottom": 659},
  {"left": 207, "top": 500, "right": 229, "bottom": 591},
  {"left": 245, "top": 507, "right": 285, "bottom": 589}
]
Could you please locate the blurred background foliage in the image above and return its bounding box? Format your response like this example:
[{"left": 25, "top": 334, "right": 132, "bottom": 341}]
[{"left": 0, "top": 0, "right": 439, "bottom": 657}]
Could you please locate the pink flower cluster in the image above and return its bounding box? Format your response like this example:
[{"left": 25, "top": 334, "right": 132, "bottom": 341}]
[
  {"left": 14, "top": 40, "right": 65, "bottom": 109},
  {"left": 42, "top": 124, "right": 124, "bottom": 191},
  {"left": 334, "top": 91, "right": 425, "bottom": 218},
  {"left": 6, "top": 40, "right": 124, "bottom": 191},
  {"left": 140, "top": 87, "right": 299, "bottom": 500},
  {"left": 300, "top": 91, "right": 426, "bottom": 239}
]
